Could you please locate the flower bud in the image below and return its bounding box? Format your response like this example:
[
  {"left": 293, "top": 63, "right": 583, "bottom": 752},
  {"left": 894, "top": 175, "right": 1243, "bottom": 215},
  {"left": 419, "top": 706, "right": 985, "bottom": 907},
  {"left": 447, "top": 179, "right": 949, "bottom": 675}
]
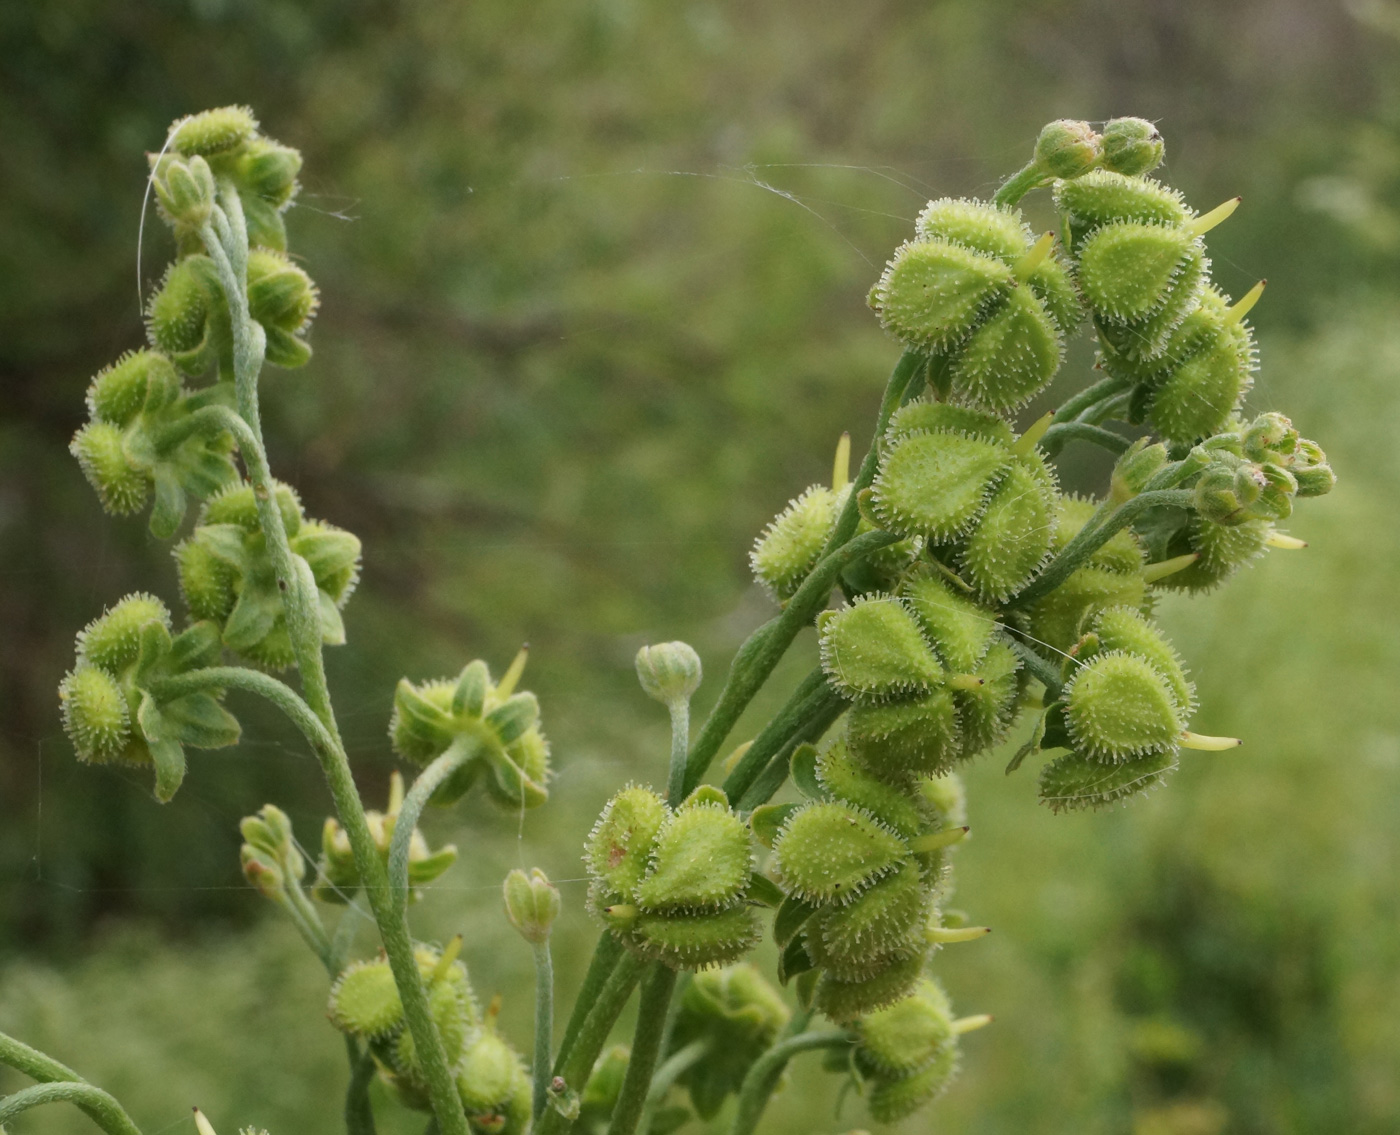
[
  {"left": 1034, "top": 119, "right": 1102, "bottom": 179},
  {"left": 1038, "top": 747, "right": 1177, "bottom": 812},
  {"left": 168, "top": 106, "right": 258, "bottom": 156},
  {"left": 153, "top": 154, "right": 217, "bottom": 229},
  {"left": 1100, "top": 117, "right": 1164, "bottom": 176},
  {"left": 635, "top": 641, "right": 703, "bottom": 706},
  {"left": 1110, "top": 440, "right": 1170, "bottom": 501},
  {"left": 1064, "top": 652, "right": 1184, "bottom": 761},
  {"left": 238, "top": 803, "right": 305, "bottom": 898},
  {"left": 503, "top": 867, "right": 561, "bottom": 944}
]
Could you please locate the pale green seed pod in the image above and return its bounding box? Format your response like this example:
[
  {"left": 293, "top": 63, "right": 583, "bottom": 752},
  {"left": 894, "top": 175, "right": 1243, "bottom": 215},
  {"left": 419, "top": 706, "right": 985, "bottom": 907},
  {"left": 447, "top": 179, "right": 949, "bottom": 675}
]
[
  {"left": 916, "top": 198, "right": 1030, "bottom": 260},
  {"left": 632, "top": 905, "right": 760, "bottom": 969},
  {"left": 953, "top": 640, "right": 1022, "bottom": 758},
  {"left": 585, "top": 785, "right": 668, "bottom": 900},
  {"left": 87, "top": 350, "right": 177, "bottom": 426},
  {"left": 457, "top": 1026, "right": 530, "bottom": 1120},
  {"left": 816, "top": 739, "right": 928, "bottom": 837},
  {"left": 666, "top": 964, "right": 790, "bottom": 1118},
  {"left": 328, "top": 958, "right": 404, "bottom": 1038},
  {"left": 867, "top": 1042, "right": 960, "bottom": 1123},
  {"left": 1152, "top": 514, "right": 1271, "bottom": 592},
  {"left": 899, "top": 571, "right": 996, "bottom": 673},
  {"left": 1100, "top": 117, "right": 1165, "bottom": 176},
  {"left": 146, "top": 255, "right": 230, "bottom": 376},
  {"left": 58, "top": 665, "right": 131, "bottom": 763},
  {"left": 1075, "top": 222, "right": 1202, "bottom": 325},
  {"left": 1090, "top": 607, "right": 1194, "bottom": 712},
  {"left": 871, "top": 239, "right": 1014, "bottom": 351},
  {"left": 1038, "top": 748, "right": 1177, "bottom": 812},
  {"left": 870, "top": 427, "right": 1010, "bottom": 541},
  {"left": 856, "top": 976, "right": 954, "bottom": 1077},
  {"left": 772, "top": 801, "right": 907, "bottom": 904},
  {"left": 818, "top": 597, "right": 943, "bottom": 698},
  {"left": 1055, "top": 172, "right": 1192, "bottom": 249},
  {"left": 806, "top": 860, "right": 930, "bottom": 975},
  {"left": 1034, "top": 119, "right": 1102, "bottom": 179},
  {"left": 751, "top": 485, "right": 841, "bottom": 599},
  {"left": 71, "top": 422, "right": 149, "bottom": 515},
  {"left": 1065, "top": 652, "right": 1183, "bottom": 761},
  {"left": 200, "top": 479, "right": 303, "bottom": 534},
  {"left": 169, "top": 106, "right": 259, "bottom": 156},
  {"left": 847, "top": 689, "right": 962, "bottom": 780},
  {"left": 635, "top": 801, "right": 753, "bottom": 911},
  {"left": 813, "top": 950, "right": 925, "bottom": 1022},
  {"left": 949, "top": 283, "right": 1065, "bottom": 411},
  {"left": 635, "top": 641, "right": 703, "bottom": 705},
  {"left": 247, "top": 248, "right": 318, "bottom": 368},
  {"left": 957, "top": 454, "right": 1058, "bottom": 601},
  {"left": 77, "top": 593, "right": 171, "bottom": 672},
  {"left": 886, "top": 399, "right": 1014, "bottom": 447}
]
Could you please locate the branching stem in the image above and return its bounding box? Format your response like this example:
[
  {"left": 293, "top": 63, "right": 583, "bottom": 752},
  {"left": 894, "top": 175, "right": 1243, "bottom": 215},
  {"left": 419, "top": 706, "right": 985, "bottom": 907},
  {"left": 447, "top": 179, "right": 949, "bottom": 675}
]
[{"left": 727, "top": 1031, "right": 852, "bottom": 1135}]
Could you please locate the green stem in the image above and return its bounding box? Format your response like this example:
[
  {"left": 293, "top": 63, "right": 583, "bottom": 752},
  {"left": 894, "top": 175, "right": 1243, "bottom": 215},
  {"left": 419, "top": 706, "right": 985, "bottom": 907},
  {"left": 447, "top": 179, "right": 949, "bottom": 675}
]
[
  {"left": 0, "top": 1082, "right": 143, "bottom": 1135},
  {"left": 605, "top": 965, "right": 679, "bottom": 1135},
  {"left": 279, "top": 877, "right": 334, "bottom": 971},
  {"left": 532, "top": 940, "right": 555, "bottom": 1121},
  {"left": 0, "top": 1031, "right": 82, "bottom": 1084},
  {"left": 148, "top": 667, "right": 332, "bottom": 752},
  {"left": 1038, "top": 421, "right": 1130, "bottom": 457},
  {"left": 720, "top": 667, "right": 828, "bottom": 802},
  {"left": 200, "top": 196, "right": 469, "bottom": 1135},
  {"left": 736, "top": 685, "right": 849, "bottom": 810},
  {"left": 682, "top": 527, "right": 896, "bottom": 796},
  {"left": 1005, "top": 636, "right": 1065, "bottom": 696},
  {"left": 151, "top": 403, "right": 260, "bottom": 456},
  {"left": 727, "top": 1031, "right": 852, "bottom": 1135},
  {"left": 1006, "top": 489, "right": 1195, "bottom": 611},
  {"left": 638, "top": 1038, "right": 708, "bottom": 1135},
  {"left": 345, "top": 1037, "right": 378, "bottom": 1135},
  {"left": 1052, "top": 374, "right": 1126, "bottom": 423},
  {"left": 537, "top": 951, "right": 646, "bottom": 1135},
  {"left": 666, "top": 697, "right": 690, "bottom": 807},
  {"left": 993, "top": 162, "right": 1051, "bottom": 209},
  {"left": 386, "top": 736, "right": 480, "bottom": 915},
  {"left": 554, "top": 934, "right": 625, "bottom": 1071},
  {"left": 1080, "top": 390, "right": 1131, "bottom": 426}
]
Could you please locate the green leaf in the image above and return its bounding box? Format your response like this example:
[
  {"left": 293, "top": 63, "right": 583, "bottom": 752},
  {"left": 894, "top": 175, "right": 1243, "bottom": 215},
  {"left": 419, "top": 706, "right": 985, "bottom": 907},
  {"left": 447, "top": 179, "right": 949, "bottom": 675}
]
[{"left": 789, "top": 743, "right": 826, "bottom": 801}]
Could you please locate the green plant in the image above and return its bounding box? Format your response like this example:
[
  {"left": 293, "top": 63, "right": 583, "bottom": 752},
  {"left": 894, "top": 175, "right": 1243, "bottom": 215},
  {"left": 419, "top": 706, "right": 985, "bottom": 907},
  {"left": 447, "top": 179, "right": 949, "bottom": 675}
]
[{"left": 3, "top": 110, "right": 1334, "bottom": 1135}]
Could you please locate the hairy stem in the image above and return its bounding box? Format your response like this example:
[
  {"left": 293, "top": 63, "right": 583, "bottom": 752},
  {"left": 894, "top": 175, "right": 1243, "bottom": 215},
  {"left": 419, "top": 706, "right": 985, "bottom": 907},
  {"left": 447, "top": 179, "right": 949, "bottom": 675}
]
[
  {"left": 1006, "top": 489, "right": 1195, "bottom": 610},
  {"left": 386, "top": 736, "right": 480, "bottom": 915},
  {"left": 537, "top": 951, "right": 646, "bottom": 1135},
  {"left": 0, "top": 1031, "right": 83, "bottom": 1084},
  {"left": 0, "top": 1081, "right": 143, "bottom": 1135},
  {"left": 666, "top": 697, "right": 690, "bottom": 807},
  {"left": 736, "top": 685, "right": 849, "bottom": 810},
  {"left": 201, "top": 194, "right": 468, "bottom": 1135},
  {"left": 1038, "top": 421, "right": 1130, "bottom": 457},
  {"left": 605, "top": 965, "right": 679, "bottom": 1135},
  {"left": 532, "top": 940, "right": 555, "bottom": 1121},
  {"left": 727, "top": 1031, "right": 852, "bottom": 1135},
  {"left": 993, "top": 162, "right": 1051, "bottom": 209},
  {"left": 1006, "top": 636, "right": 1066, "bottom": 696},
  {"left": 720, "top": 667, "right": 827, "bottom": 803},
  {"left": 554, "top": 933, "right": 626, "bottom": 1071},
  {"left": 345, "top": 1037, "right": 379, "bottom": 1135},
  {"left": 638, "top": 1038, "right": 708, "bottom": 1135}
]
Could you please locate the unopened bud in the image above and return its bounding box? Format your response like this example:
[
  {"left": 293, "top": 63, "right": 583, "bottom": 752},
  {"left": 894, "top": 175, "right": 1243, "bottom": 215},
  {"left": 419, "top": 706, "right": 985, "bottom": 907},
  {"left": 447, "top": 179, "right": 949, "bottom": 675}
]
[
  {"left": 635, "top": 641, "right": 703, "bottom": 705},
  {"left": 503, "top": 867, "right": 561, "bottom": 944},
  {"left": 1100, "top": 117, "right": 1164, "bottom": 175},
  {"left": 1034, "top": 119, "right": 1102, "bottom": 179},
  {"left": 153, "top": 154, "right": 216, "bottom": 228}
]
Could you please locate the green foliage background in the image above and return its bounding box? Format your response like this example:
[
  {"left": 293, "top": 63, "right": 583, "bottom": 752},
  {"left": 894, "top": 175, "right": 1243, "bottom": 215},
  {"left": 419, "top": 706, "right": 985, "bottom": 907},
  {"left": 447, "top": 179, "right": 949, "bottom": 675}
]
[{"left": 3, "top": 1, "right": 1400, "bottom": 1131}]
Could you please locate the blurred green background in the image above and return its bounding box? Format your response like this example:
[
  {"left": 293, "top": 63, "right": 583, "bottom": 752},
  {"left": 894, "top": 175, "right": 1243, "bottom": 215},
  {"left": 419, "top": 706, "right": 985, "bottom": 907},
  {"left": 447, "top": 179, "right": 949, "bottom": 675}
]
[{"left": 3, "top": 0, "right": 1400, "bottom": 1132}]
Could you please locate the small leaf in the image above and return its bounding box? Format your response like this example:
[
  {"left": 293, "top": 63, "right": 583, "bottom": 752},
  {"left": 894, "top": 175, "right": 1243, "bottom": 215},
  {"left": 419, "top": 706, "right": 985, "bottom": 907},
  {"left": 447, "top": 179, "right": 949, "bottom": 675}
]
[
  {"left": 789, "top": 743, "right": 826, "bottom": 801},
  {"left": 750, "top": 802, "right": 798, "bottom": 850}
]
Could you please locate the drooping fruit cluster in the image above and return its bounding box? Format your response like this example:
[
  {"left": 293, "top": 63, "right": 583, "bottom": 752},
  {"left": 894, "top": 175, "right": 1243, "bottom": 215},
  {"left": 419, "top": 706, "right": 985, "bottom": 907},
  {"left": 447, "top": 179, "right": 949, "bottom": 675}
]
[
  {"left": 58, "top": 594, "right": 239, "bottom": 801},
  {"left": 585, "top": 785, "right": 759, "bottom": 968},
  {"left": 389, "top": 648, "right": 551, "bottom": 809},
  {"left": 328, "top": 942, "right": 531, "bottom": 1132}
]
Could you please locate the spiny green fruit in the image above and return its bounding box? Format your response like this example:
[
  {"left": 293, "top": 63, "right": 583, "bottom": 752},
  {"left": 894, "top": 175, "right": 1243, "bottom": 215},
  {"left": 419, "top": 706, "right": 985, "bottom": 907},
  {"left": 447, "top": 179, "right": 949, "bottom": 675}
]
[
  {"left": 818, "top": 597, "right": 943, "bottom": 698},
  {"left": 846, "top": 689, "right": 961, "bottom": 780},
  {"left": 668, "top": 964, "right": 790, "bottom": 1119},
  {"left": 772, "top": 801, "right": 907, "bottom": 903},
  {"left": 1034, "top": 119, "right": 1102, "bottom": 179},
  {"left": 58, "top": 666, "right": 131, "bottom": 763},
  {"left": 77, "top": 593, "right": 171, "bottom": 672},
  {"left": 1064, "top": 652, "right": 1183, "bottom": 761},
  {"left": 630, "top": 905, "right": 760, "bottom": 969},
  {"left": 899, "top": 571, "right": 997, "bottom": 673},
  {"left": 457, "top": 1027, "right": 529, "bottom": 1118},
  {"left": 953, "top": 640, "right": 1022, "bottom": 758},
  {"left": 805, "top": 860, "right": 929, "bottom": 975},
  {"left": 169, "top": 106, "right": 259, "bottom": 156},
  {"left": 871, "top": 428, "right": 1009, "bottom": 541},
  {"left": 634, "top": 801, "right": 753, "bottom": 911},
  {"left": 71, "top": 421, "right": 148, "bottom": 515},
  {"left": 957, "top": 453, "right": 1058, "bottom": 601},
  {"left": 1090, "top": 607, "right": 1193, "bottom": 712},
  {"left": 247, "top": 248, "right": 318, "bottom": 367},
  {"left": 87, "top": 351, "right": 177, "bottom": 426},
  {"left": 866, "top": 1042, "right": 960, "bottom": 1123},
  {"left": 856, "top": 977, "right": 953, "bottom": 1077},
  {"left": 1076, "top": 221, "right": 1202, "bottom": 324},
  {"left": 1152, "top": 513, "right": 1272, "bottom": 592},
  {"left": 327, "top": 958, "right": 404, "bottom": 1038},
  {"left": 389, "top": 649, "right": 549, "bottom": 808},
  {"left": 751, "top": 484, "right": 842, "bottom": 600},
  {"left": 1038, "top": 747, "right": 1177, "bottom": 812},
  {"left": 586, "top": 785, "right": 668, "bottom": 898},
  {"left": 1100, "top": 117, "right": 1165, "bottom": 176},
  {"left": 147, "top": 255, "right": 231, "bottom": 376},
  {"left": 1144, "top": 288, "right": 1257, "bottom": 442},
  {"left": 174, "top": 480, "right": 361, "bottom": 669},
  {"left": 393, "top": 977, "right": 474, "bottom": 1090},
  {"left": 886, "top": 399, "right": 1014, "bottom": 446},
  {"left": 1055, "top": 171, "right": 1191, "bottom": 249},
  {"left": 876, "top": 200, "right": 1079, "bottom": 409},
  {"left": 812, "top": 950, "right": 925, "bottom": 1022},
  {"left": 816, "top": 739, "right": 929, "bottom": 837}
]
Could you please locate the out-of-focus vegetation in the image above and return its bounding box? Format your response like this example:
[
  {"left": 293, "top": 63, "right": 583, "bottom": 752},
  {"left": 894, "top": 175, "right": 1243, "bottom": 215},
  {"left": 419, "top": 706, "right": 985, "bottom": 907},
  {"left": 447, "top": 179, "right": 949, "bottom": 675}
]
[{"left": 2, "top": 1, "right": 1399, "bottom": 1131}]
